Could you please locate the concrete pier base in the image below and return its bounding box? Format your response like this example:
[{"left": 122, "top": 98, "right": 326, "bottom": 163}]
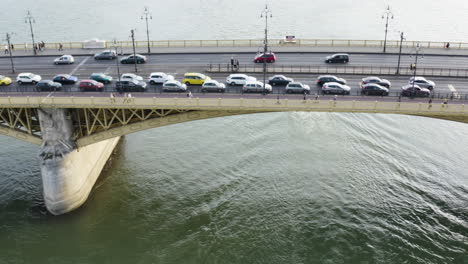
[{"left": 38, "top": 108, "right": 120, "bottom": 215}]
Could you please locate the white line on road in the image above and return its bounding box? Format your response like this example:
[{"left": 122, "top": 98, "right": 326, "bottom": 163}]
[
  {"left": 69, "top": 57, "right": 90, "bottom": 76},
  {"left": 448, "top": 84, "right": 460, "bottom": 99}
]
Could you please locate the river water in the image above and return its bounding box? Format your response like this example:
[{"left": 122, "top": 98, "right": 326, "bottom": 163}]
[{"left": 1, "top": 0, "right": 468, "bottom": 263}]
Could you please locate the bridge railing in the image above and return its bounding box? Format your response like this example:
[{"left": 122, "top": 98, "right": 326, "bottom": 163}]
[
  {"left": 8, "top": 38, "right": 468, "bottom": 51},
  {"left": 0, "top": 96, "right": 466, "bottom": 116},
  {"left": 207, "top": 63, "right": 468, "bottom": 78}
]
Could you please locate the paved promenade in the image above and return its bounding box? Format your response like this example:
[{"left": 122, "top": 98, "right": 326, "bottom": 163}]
[{"left": 1, "top": 45, "right": 467, "bottom": 58}]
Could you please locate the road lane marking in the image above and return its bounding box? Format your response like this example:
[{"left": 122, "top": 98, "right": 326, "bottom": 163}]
[
  {"left": 69, "top": 57, "right": 90, "bottom": 76},
  {"left": 448, "top": 84, "right": 460, "bottom": 99}
]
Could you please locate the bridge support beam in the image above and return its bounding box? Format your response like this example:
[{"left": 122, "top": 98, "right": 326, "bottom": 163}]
[{"left": 38, "top": 108, "right": 120, "bottom": 215}]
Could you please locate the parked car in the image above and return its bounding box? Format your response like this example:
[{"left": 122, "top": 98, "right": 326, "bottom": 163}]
[
  {"left": 183, "top": 72, "right": 210, "bottom": 85},
  {"left": 54, "top": 55, "right": 74, "bottom": 64},
  {"left": 201, "top": 80, "right": 226, "bottom": 93},
  {"left": 90, "top": 73, "right": 113, "bottom": 84},
  {"left": 268, "top": 75, "right": 293, "bottom": 86},
  {"left": 120, "top": 54, "right": 147, "bottom": 64},
  {"left": 322, "top": 82, "right": 351, "bottom": 95},
  {"left": 0, "top": 75, "right": 12, "bottom": 86},
  {"left": 361, "top": 83, "right": 389, "bottom": 96},
  {"left": 361, "top": 76, "right": 391, "bottom": 88},
  {"left": 317, "top": 75, "right": 346, "bottom": 86},
  {"left": 17, "top": 73, "right": 41, "bottom": 84},
  {"left": 36, "top": 80, "right": 62, "bottom": 91},
  {"left": 79, "top": 80, "right": 104, "bottom": 91},
  {"left": 148, "top": 72, "right": 174, "bottom": 84},
  {"left": 285, "top": 82, "right": 310, "bottom": 94},
  {"left": 254, "top": 52, "right": 276, "bottom": 63},
  {"left": 325, "top": 53, "right": 349, "bottom": 63},
  {"left": 121, "top": 73, "right": 143, "bottom": 81},
  {"left": 162, "top": 80, "right": 187, "bottom": 92},
  {"left": 408, "top": 77, "right": 435, "bottom": 90},
  {"left": 226, "top": 74, "right": 256, "bottom": 86},
  {"left": 94, "top": 50, "right": 117, "bottom": 60},
  {"left": 242, "top": 81, "right": 272, "bottom": 93},
  {"left": 115, "top": 79, "right": 147, "bottom": 92},
  {"left": 401, "top": 84, "right": 431, "bottom": 97},
  {"left": 52, "top": 74, "right": 78, "bottom": 84}
]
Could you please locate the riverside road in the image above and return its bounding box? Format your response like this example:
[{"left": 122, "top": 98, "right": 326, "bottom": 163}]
[{"left": 0, "top": 52, "right": 468, "bottom": 96}]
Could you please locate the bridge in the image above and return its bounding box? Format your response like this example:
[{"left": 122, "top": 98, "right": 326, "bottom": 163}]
[{"left": 2, "top": 42, "right": 468, "bottom": 215}]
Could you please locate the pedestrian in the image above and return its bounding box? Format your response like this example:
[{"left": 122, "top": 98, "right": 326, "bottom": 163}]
[
  {"left": 58, "top": 43, "right": 63, "bottom": 51},
  {"left": 235, "top": 59, "right": 239, "bottom": 69},
  {"left": 10, "top": 44, "right": 14, "bottom": 51},
  {"left": 398, "top": 95, "right": 401, "bottom": 102},
  {"left": 110, "top": 92, "right": 115, "bottom": 103},
  {"left": 230, "top": 56, "right": 234, "bottom": 70},
  {"left": 445, "top": 42, "right": 450, "bottom": 48},
  {"left": 4, "top": 45, "right": 9, "bottom": 54},
  {"left": 315, "top": 93, "right": 319, "bottom": 100},
  {"left": 188, "top": 91, "right": 193, "bottom": 98},
  {"left": 333, "top": 95, "right": 337, "bottom": 101},
  {"left": 303, "top": 92, "right": 306, "bottom": 101},
  {"left": 428, "top": 98, "right": 432, "bottom": 109},
  {"left": 443, "top": 98, "right": 448, "bottom": 105},
  {"left": 41, "top": 41, "right": 45, "bottom": 50}
]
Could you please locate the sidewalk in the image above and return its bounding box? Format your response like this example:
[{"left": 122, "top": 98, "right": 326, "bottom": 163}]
[{"left": 1, "top": 45, "right": 467, "bottom": 58}]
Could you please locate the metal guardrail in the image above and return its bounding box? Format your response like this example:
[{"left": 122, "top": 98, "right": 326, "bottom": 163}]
[
  {"left": 7, "top": 38, "right": 468, "bottom": 51},
  {"left": 207, "top": 63, "right": 468, "bottom": 78}
]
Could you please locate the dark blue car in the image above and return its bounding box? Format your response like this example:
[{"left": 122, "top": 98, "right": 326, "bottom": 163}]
[{"left": 52, "top": 74, "right": 78, "bottom": 84}]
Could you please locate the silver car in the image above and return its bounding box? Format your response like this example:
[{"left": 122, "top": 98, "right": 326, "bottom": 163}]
[
  {"left": 322, "top": 82, "right": 351, "bottom": 95},
  {"left": 408, "top": 77, "right": 435, "bottom": 90},
  {"left": 285, "top": 82, "right": 310, "bottom": 94},
  {"left": 202, "top": 80, "right": 226, "bottom": 93},
  {"left": 162, "top": 80, "right": 187, "bottom": 92},
  {"left": 54, "top": 55, "right": 74, "bottom": 64},
  {"left": 242, "top": 81, "right": 272, "bottom": 93}
]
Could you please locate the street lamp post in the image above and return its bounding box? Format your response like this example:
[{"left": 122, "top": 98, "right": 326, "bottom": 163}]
[
  {"left": 410, "top": 43, "right": 423, "bottom": 97},
  {"left": 113, "top": 39, "right": 121, "bottom": 82},
  {"left": 5, "top": 33, "right": 15, "bottom": 73},
  {"left": 130, "top": 29, "right": 138, "bottom": 72},
  {"left": 396, "top": 32, "right": 405, "bottom": 75},
  {"left": 260, "top": 5, "right": 272, "bottom": 96},
  {"left": 25, "top": 10, "right": 37, "bottom": 55},
  {"left": 141, "top": 7, "right": 152, "bottom": 54},
  {"left": 382, "top": 6, "right": 394, "bottom": 53}
]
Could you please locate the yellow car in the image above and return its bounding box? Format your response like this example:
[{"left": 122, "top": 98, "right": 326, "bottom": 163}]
[
  {"left": 0, "top": 75, "right": 12, "bottom": 86},
  {"left": 182, "top": 73, "right": 211, "bottom": 85}
]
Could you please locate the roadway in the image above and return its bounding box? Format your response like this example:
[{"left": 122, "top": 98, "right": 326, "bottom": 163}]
[{"left": 0, "top": 53, "right": 467, "bottom": 96}]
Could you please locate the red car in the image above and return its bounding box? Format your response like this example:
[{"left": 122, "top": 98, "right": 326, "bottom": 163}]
[
  {"left": 79, "top": 79, "right": 104, "bottom": 91},
  {"left": 254, "top": 52, "right": 276, "bottom": 63}
]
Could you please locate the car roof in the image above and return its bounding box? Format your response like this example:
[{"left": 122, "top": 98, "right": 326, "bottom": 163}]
[
  {"left": 229, "top": 73, "right": 248, "bottom": 77},
  {"left": 318, "top": 75, "right": 338, "bottom": 78},
  {"left": 150, "top": 72, "right": 166, "bottom": 75},
  {"left": 80, "top": 79, "right": 97, "bottom": 82}
]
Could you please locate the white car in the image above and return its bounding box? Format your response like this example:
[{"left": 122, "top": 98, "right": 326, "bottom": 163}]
[
  {"left": 242, "top": 81, "right": 272, "bottom": 93},
  {"left": 162, "top": 80, "right": 187, "bottom": 92},
  {"left": 54, "top": 55, "right": 74, "bottom": 64},
  {"left": 226, "top": 74, "right": 256, "bottom": 86},
  {"left": 285, "top": 82, "right": 310, "bottom": 94},
  {"left": 148, "top": 72, "right": 174, "bottom": 84},
  {"left": 408, "top": 76, "right": 435, "bottom": 90},
  {"left": 202, "top": 80, "right": 226, "bottom": 93},
  {"left": 16, "top": 73, "right": 42, "bottom": 84},
  {"left": 322, "top": 82, "right": 351, "bottom": 95},
  {"left": 121, "top": 73, "right": 143, "bottom": 81}
]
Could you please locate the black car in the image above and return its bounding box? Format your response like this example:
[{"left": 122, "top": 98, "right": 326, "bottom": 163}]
[
  {"left": 36, "top": 80, "right": 62, "bottom": 91},
  {"left": 115, "top": 80, "right": 147, "bottom": 92},
  {"left": 268, "top": 75, "right": 293, "bottom": 86},
  {"left": 94, "top": 50, "right": 117, "bottom": 60},
  {"left": 361, "top": 83, "right": 389, "bottom": 96},
  {"left": 120, "top": 54, "right": 147, "bottom": 64},
  {"left": 52, "top": 74, "right": 78, "bottom": 84},
  {"left": 325, "top": 53, "right": 349, "bottom": 63},
  {"left": 317, "top": 75, "right": 346, "bottom": 86},
  {"left": 401, "top": 85, "right": 431, "bottom": 97}
]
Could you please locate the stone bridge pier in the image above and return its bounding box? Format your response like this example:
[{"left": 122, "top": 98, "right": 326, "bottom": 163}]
[{"left": 38, "top": 108, "right": 120, "bottom": 215}]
